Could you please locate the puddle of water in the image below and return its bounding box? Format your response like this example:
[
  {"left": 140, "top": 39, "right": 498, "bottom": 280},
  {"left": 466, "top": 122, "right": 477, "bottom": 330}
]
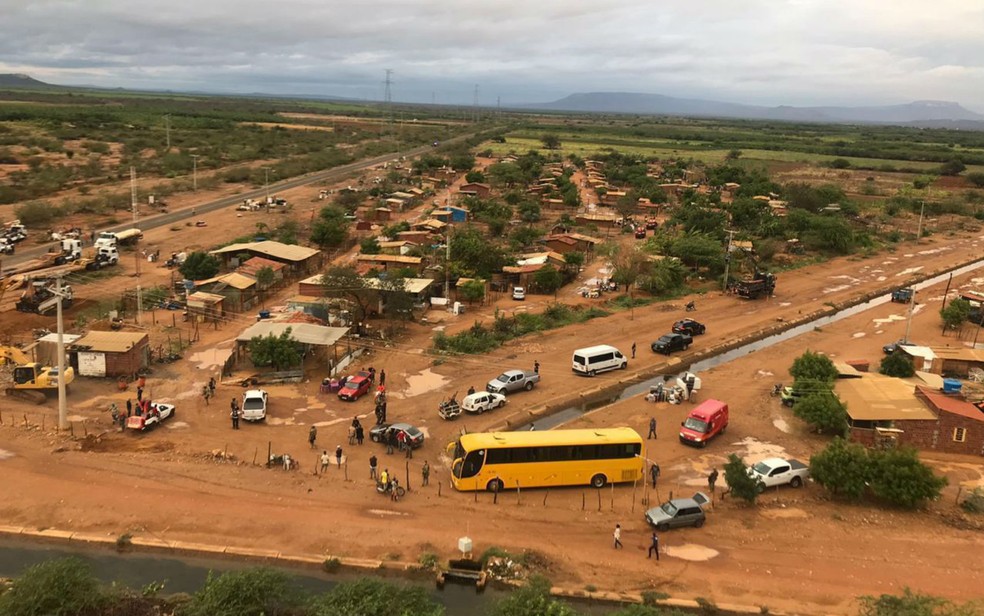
[
  {"left": 760, "top": 508, "right": 809, "bottom": 519},
  {"left": 732, "top": 437, "right": 788, "bottom": 461},
  {"left": 665, "top": 544, "right": 718, "bottom": 562},
  {"left": 188, "top": 347, "right": 231, "bottom": 371},
  {"left": 772, "top": 418, "right": 792, "bottom": 433},
  {"left": 167, "top": 421, "right": 190, "bottom": 429},
  {"left": 174, "top": 382, "right": 206, "bottom": 401},
  {"left": 0, "top": 449, "right": 14, "bottom": 461},
  {"left": 756, "top": 369, "right": 774, "bottom": 378},
  {"left": 401, "top": 369, "right": 450, "bottom": 398}
]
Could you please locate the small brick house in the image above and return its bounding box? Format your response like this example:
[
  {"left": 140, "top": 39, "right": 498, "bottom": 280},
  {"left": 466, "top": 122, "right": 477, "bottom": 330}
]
[{"left": 68, "top": 331, "right": 150, "bottom": 378}]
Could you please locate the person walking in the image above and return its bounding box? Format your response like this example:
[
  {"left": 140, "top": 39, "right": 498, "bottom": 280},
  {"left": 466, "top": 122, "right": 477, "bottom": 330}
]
[
  {"left": 201, "top": 386, "right": 209, "bottom": 406},
  {"left": 136, "top": 386, "right": 144, "bottom": 403},
  {"left": 647, "top": 417, "right": 657, "bottom": 440},
  {"left": 369, "top": 454, "right": 378, "bottom": 480},
  {"left": 533, "top": 360, "right": 540, "bottom": 374},
  {"left": 335, "top": 445, "right": 343, "bottom": 468},
  {"left": 348, "top": 424, "right": 356, "bottom": 445},
  {"left": 125, "top": 398, "right": 133, "bottom": 417},
  {"left": 422, "top": 460, "right": 430, "bottom": 486},
  {"left": 231, "top": 406, "right": 240, "bottom": 430},
  {"left": 208, "top": 376, "right": 216, "bottom": 396},
  {"left": 320, "top": 450, "right": 330, "bottom": 473},
  {"left": 648, "top": 531, "right": 660, "bottom": 560},
  {"left": 404, "top": 435, "right": 413, "bottom": 459},
  {"left": 308, "top": 425, "right": 318, "bottom": 449},
  {"left": 355, "top": 424, "right": 365, "bottom": 445},
  {"left": 631, "top": 342, "right": 637, "bottom": 359},
  {"left": 613, "top": 524, "right": 623, "bottom": 549},
  {"left": 379, "top": 369, "right": 386, "bottom": 386},
  {"left": 708, "top": 468, "right": 719, "bottom": 495},
  {"left": 650, "top": 462, "right": 661, "bottom": 488},
  {"left": 386, "top": 429, "right": 395, "bottom": 455}
]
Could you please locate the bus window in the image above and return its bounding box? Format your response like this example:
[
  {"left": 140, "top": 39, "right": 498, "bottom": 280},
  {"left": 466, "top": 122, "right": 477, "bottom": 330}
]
[{"left": 459, "top": 449, "right": 485, "bottom": 478}]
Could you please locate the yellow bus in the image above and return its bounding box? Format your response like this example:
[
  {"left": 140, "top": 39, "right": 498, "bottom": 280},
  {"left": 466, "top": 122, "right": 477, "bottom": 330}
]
[{"left": 449, "top": 428, "right": 644, "bottom": 492}]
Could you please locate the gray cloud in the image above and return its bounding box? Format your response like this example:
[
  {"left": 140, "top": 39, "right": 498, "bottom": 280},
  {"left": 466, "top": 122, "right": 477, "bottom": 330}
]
[{"left": 0, "top": 0, "right": 981, "bottom": 110}]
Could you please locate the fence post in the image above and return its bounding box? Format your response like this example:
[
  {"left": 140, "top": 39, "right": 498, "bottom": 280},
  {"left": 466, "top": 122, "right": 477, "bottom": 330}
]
[
  {"left": 267, "top": 441, "right": 272, "bottom": 468},
  {"left": 516, "top": 481, "right": 521, "bottom": 506},
  {"left": 438, "top": 482, "right": 442, "bottom": 497},
  {"left": 253, "top": 447, "right": 257, "bottom": 465},
  {"left": 597, "top": 490, "right": 602, "bottom": 512},
  {"left": 405, "top": 460, "right": 411, "bottom": 492},
  {"left": 582, "top": 491, "right": 585, "bottom": 511},
  {"left": 632, "top": 478, "right": 638, "bottom": 513},
  {"left": 610, "top": 482, "right": 615, "bottom": 512}
]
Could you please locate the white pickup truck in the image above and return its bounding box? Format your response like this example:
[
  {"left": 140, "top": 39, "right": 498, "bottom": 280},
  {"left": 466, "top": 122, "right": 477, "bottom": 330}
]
[{"left": 748, "top": 457, "right": 810, "bottom": 491}]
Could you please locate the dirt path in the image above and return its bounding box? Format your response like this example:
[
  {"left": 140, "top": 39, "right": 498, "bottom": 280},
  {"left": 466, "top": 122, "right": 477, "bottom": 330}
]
[{"left": 1, "top": 229, "right": 983, "bottom": 614}]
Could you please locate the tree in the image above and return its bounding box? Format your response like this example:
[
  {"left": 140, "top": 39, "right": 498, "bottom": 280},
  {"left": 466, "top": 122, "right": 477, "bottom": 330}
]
[
  {"left": 249, "top": 328, "right": 301, "bottom": 371},
  {"left": 310, "top": 205, "right": 350, "bottom": 248},
  {"left": 880, "top": 351, "right": 915, "bottom": 378},
  {"left": 517, "top": 200, "right": 541, "bottom": 224},
  {"left": 486, "top": 162, "right": 526, "bottom": 188},
  {"left": 459, "top": 279, "right": 485, "bottom": 304},
  {"left": 668, "top": 233, "right": 724, "bottom": 274},
  {"left": 540, "top": 133, "right": 562, "bottom": 150},
  {"left": 450, "top": 226, "right": 511, "bottom": 278},
  {"left": 310, "top": 578, "right": 444, "bottom": 616},
  {"left": 939, "top": 159, "right": 966, "bottom": 176},
  {"left": 563, "top": 251, "right": 584, "bottom": 275},
  {"left": 605, "top": 243, "right": 650, "bottom": 319},
  {"left": 723, "top": 453, "right": 762, "bottom": 503},
  {"left": 179, "top": 251, "right": 220, "bottom": 280},
  {"left": 534, "top": 265, "right": 564, "bottom": 296},
  {"left": 360, "top": 237, "right": 381, "bottom": 255},
  {"left": 810, "top": 438, "right": 871, "bottom": 501},
  {"left": 725, "top": 149, "right": 743, "bottom": 161},
  {"left": 869, "top": 447, "right": 948, "bottom": 509},
  {"left": 379, "top": 277, "right": 414, "bottom": 324},
  {"left": 321, "top": 266, "right": 376, "bottom": 322},
  {"left": 940, "top": 298, "right": 971, "bottom": 330},
  {"left": 487, "top": 576, "right": 579, "bottom": 616},
  {"left": 254, "top": 266, "right": 275, "bottom": 290},
  {"left": 792, "top": 391, "right": 849, "bottom": 434},
  {"left": 0, "top": 557, "right": 106, "bottom": 616},
  {"left": 465, "top": 170, "right": 486, "bottom": 184},
  {"left": 638, "top": 257, "right": 687, "bottom": 296},
  {"left": 790, "top": 350, "right": 838, "bottom": 383},
  {"left": 274, "top": 219, "right": 299, "bottom": 244},
  {"left": 966, "top": 172, "right": 984, "bottom": 188},
  {"left": 183, "top": 567, "right": 302, "bottom": 616}
]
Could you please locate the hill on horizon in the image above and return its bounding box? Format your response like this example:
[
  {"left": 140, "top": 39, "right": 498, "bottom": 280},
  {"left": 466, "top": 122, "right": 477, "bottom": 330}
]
[
  {"left": 523, "top": 91, "right": 984, "bottom": 126},
  {"left": 0, "top": 73, "right": 56, "bottom": 89}
]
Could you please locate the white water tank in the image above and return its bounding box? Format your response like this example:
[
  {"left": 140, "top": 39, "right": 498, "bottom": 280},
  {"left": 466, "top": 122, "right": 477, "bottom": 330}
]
[{"left": 458, "top": 536, "right": 473, "bottom": 556}]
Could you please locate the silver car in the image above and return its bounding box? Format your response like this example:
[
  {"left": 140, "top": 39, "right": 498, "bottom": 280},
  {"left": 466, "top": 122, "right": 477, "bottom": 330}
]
[{"left": 644, "top": 492, "right": 709, "bottom": 531}]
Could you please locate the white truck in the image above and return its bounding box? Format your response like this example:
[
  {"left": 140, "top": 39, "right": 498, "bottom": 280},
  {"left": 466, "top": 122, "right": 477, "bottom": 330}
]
[
  {"left": 486, "top": 369, "right": 540, "bottom": 394},
  {"left": 748, "top": 457, "right": 810, "bottom": 491},
  {"left": 95, "top": 228, "right": 143, "bottom": 249},
  {"left": 242, "top": 389, "right": 269, "bottom": 421},
  {"left": 84, "top": 246, "right": 119, "bottom": 270},
  {"left": 126, "top": 402, "right": 175, "bottom": 431}
]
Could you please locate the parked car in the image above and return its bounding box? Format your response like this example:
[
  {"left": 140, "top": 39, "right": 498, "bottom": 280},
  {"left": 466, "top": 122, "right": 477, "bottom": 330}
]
[
  {"left": 369, "top": 422, "right": 425, "bottom": 449},
  {"left": 644, "top": 492, "right": 709, "bottom": 531},
  {"left": 883, "top": 339, "right": 916, "bottom": 354},
  {"left": 461, "top": 391, "right": 507, "bottom": 414},
  {"left": 748, "top": 457, "right": 810, "bottom": 491},
  {"left": 891, "top": 288, "right": 914, "bottom": 303},
  {"left": 241, "top": 389, "right": 268, "bottom": 421},
  {"left": 512, "top": 287, "right": 526, "bottom": 301},
  {"left": 779, "top": 386, "right": 804, "bottom": 407},
  {"left": 672, "top": 319, "right": 706, "bottom": 336},
  {"left": 0, "top": 239, "right": 14, "bottom": 255},
  {"left": 338, "top": 375, "right": 372, "bottom": 401},
  {"left": 651, "top": 332, "right": 692, "bottom": 354},
  {"left": 486, "top": 369, "right": 540, "bottom": 394}
]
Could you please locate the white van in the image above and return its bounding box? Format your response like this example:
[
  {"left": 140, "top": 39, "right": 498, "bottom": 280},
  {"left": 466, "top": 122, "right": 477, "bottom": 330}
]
[{"left": 572, "top": 345, "right": 627, "bottom": 376}]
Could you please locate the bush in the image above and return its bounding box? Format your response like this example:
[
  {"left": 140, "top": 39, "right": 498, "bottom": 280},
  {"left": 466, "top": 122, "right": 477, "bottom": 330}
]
[
  {"left": 858, "top": 587, "right": 979, "bottom": 616},
  {"left": 178, "top": 251, "right": 220, "bottom": 281},
  {"left": 960, "top": 487, "right": 984, "bottom": 514},
  {"left": 310, "top": 578, "right": 444, "bottom": 616},
  {"left": 322, "top": 557, "right": 341, "bottom": 572},
  {"left": 793, "top": 392, "right": 849, "bottom": 434},
  {"left": 418, "top": 552, "right": 440, "bottom": 569},
  {"left": 0, "top": 557, "right": 106, "bottom": 616},
  {"left": 810, "top": 438, "right": 872, "bottom": 500},
  {"left": 487, "top": 575, "right": 578, "bottom": 616},
  {"left": 790, "top": 350, "right": 838, "bottom": 382},
  {"left": 967, "top": 172, "right": 984, "bottom": 188},
  {"left": 723, "top": 454, "right": 762, "bottom": 503},
  {"left": 880, "top": 352, "right": 915, "bottom": 378},
  {"left": 14, "top": 200, "right": 63, "bottom": 226},
  {"left": 182, "top": 567, "right": 302, "bottom": 616}
]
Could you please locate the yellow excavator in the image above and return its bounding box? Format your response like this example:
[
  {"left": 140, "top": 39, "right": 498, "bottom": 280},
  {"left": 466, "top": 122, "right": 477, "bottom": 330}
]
[{"left": 0, "top": 346, "right": 75, "bottom": 405}]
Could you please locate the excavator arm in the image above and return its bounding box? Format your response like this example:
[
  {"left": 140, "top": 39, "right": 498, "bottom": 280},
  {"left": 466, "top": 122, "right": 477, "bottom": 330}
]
[{"left": 0, "top": 345, "right": 32, "bottom": 366}]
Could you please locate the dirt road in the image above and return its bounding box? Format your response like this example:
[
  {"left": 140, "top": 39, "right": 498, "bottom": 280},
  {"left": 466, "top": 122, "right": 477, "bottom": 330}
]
[{"left": 1, "top": 228, "right": 983, "bottom": 614}]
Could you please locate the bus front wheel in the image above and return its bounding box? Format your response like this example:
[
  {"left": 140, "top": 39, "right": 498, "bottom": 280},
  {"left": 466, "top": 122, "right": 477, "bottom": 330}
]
[
  {"left": 590, "top": 474, "right": 607, "bottom": 488},
  {"left": 486, "top": 479, "right": 504, "bottom": 493}
]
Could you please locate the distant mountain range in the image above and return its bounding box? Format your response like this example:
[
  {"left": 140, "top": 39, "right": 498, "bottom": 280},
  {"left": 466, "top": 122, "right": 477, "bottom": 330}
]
[
  {"left": 0, "top": 73, "right": 55, "bottom": 88},
  {"left": 523, "top": 92, "right": 984, "bottom": 126}
]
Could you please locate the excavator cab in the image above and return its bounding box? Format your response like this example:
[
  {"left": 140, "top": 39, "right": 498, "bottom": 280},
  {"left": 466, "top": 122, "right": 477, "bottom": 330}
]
[{"left": 13, "top": 364, "right": 41, "bottom": 385}]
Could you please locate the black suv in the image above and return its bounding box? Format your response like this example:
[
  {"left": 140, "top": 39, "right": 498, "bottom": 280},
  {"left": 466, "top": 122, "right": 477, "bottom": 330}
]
[
  {"left": 672, "top": 319, "right": 706, "bottom": 336},
  {"left": 651, "top": 333, "right": 693, "bottom": 355}
]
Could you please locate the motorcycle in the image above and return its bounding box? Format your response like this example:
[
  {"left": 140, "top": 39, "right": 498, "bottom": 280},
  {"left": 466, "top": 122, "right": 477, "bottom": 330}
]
[
  {"left": 685, "top": 301, "right": 696, "bottom": 312},
  {"left": 376, "top": 481, "right": 406, "bottom": 499},
  {"left": 770, "top": 383, "right": 783, "bottom": 397}
]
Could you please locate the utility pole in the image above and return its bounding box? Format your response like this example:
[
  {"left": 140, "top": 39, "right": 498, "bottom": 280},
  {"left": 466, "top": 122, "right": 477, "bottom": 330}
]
[
  {"left": 55, "top": 276, "right": 67, "bottom": 431},
  {"left": 130, "top": 167, "right": 140, "bottom": 278},
  {"left": 444, "top": 225, "right": 451, "bottom": 301},
  {"left": 191, "top": 154, "right": 200, "bottom": 191},
  {"left": 721, "top": 229, "right": 736, "bottom": 291},
  {"left": 164, "top": 114, "right": 171, "bottom": 150},
  {"left": 916, "top": 200, "right": 925, "bottom": 242},
  {"left": 264, "top": 168, "right": 271, "bottom": 203}
]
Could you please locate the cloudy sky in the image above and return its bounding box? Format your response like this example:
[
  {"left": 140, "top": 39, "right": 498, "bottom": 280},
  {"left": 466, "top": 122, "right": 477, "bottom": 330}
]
[{"left": 2, "top": 0, "right": 983, "bottom": 110}]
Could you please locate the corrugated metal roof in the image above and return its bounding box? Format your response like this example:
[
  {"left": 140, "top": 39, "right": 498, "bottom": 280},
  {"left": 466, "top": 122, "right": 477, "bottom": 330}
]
[
  {"left": 210, "top": 240, "right": 320, "bottom": 262},
  {"left": 932, "top": 347, "right": 984, "bottom": 362},
  {"left": 357, "top": 254, "right": 422, "bottom": 264},
  {"left": 37, "top": 333, "right": 82, "bottom": 344},
  {"left": 362, "top": 277, "right": 433, "bottom": 294},
  {"left": 188, "top": 291, "right": 225, "bottom": 303},
  {"left": 836, "top": 375, "right": 937, "bottom": 422},
  {"left": 217, "top": 272, "right": 257, "bottom": 290},
  {"left": 70, "top": 331, "right": 148, "bottom": 353},
  {"left": 237, "top": 322, "right": 349, "bottom": 346},
  {"left": 918, "top": 387, "right": 984, "bottom": 422}
]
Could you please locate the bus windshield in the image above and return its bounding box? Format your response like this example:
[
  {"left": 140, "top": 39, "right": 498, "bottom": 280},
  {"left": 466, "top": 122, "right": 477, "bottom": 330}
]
[{"left": 453, "top": 449, "right": 485, "bottom": 479}]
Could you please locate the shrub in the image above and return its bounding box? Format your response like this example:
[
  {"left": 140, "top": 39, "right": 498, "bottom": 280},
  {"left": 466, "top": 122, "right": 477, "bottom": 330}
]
[
  {"left": 418, "top": 552, "right": 440, "bottom": 569},
  {"left": 182, "top": 567, "right": 302, "bottom": 616},
  {"left": 792, "top": 392, "right": 849, "bottom": 434},
  {"left": 790, "top": 350, "right": 838, "bottom": 382},
  {"left": 810, "top": 438, "right": 871, "bottom": 500},
  {"left": 0, "top": 557, "right": 106, "bottom": 616},
  {"left": 723, "top": 453, "right": 762, "bottom": 503},
  {"left": 14, "top": 200, "right": 63, "bottom": 226},
  {"left": 178, "top": 251, "right": 220, "bottom": 280},
  {"left": 880, "top": 352, "right": 915, "bottom": 378},
  {"left": 310, "top": 578, "right": 444, "bottom": 616},
  {"left": 322, "top": 557, "right": 341, "bottom": 573},
  {"left": 960, "top": 487, "right": 984, "bottom": 514},
  {"left": 487, "top": 575, "right": 578, "bottom": 616}
]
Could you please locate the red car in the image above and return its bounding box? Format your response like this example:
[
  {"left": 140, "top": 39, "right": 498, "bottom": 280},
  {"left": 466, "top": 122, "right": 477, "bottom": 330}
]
[
  {"left": 634, "top": 227, "right": 647, "bottom": 239},
  {"left": 338, "top": 375, "right": 371, "bottom": 401}
]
